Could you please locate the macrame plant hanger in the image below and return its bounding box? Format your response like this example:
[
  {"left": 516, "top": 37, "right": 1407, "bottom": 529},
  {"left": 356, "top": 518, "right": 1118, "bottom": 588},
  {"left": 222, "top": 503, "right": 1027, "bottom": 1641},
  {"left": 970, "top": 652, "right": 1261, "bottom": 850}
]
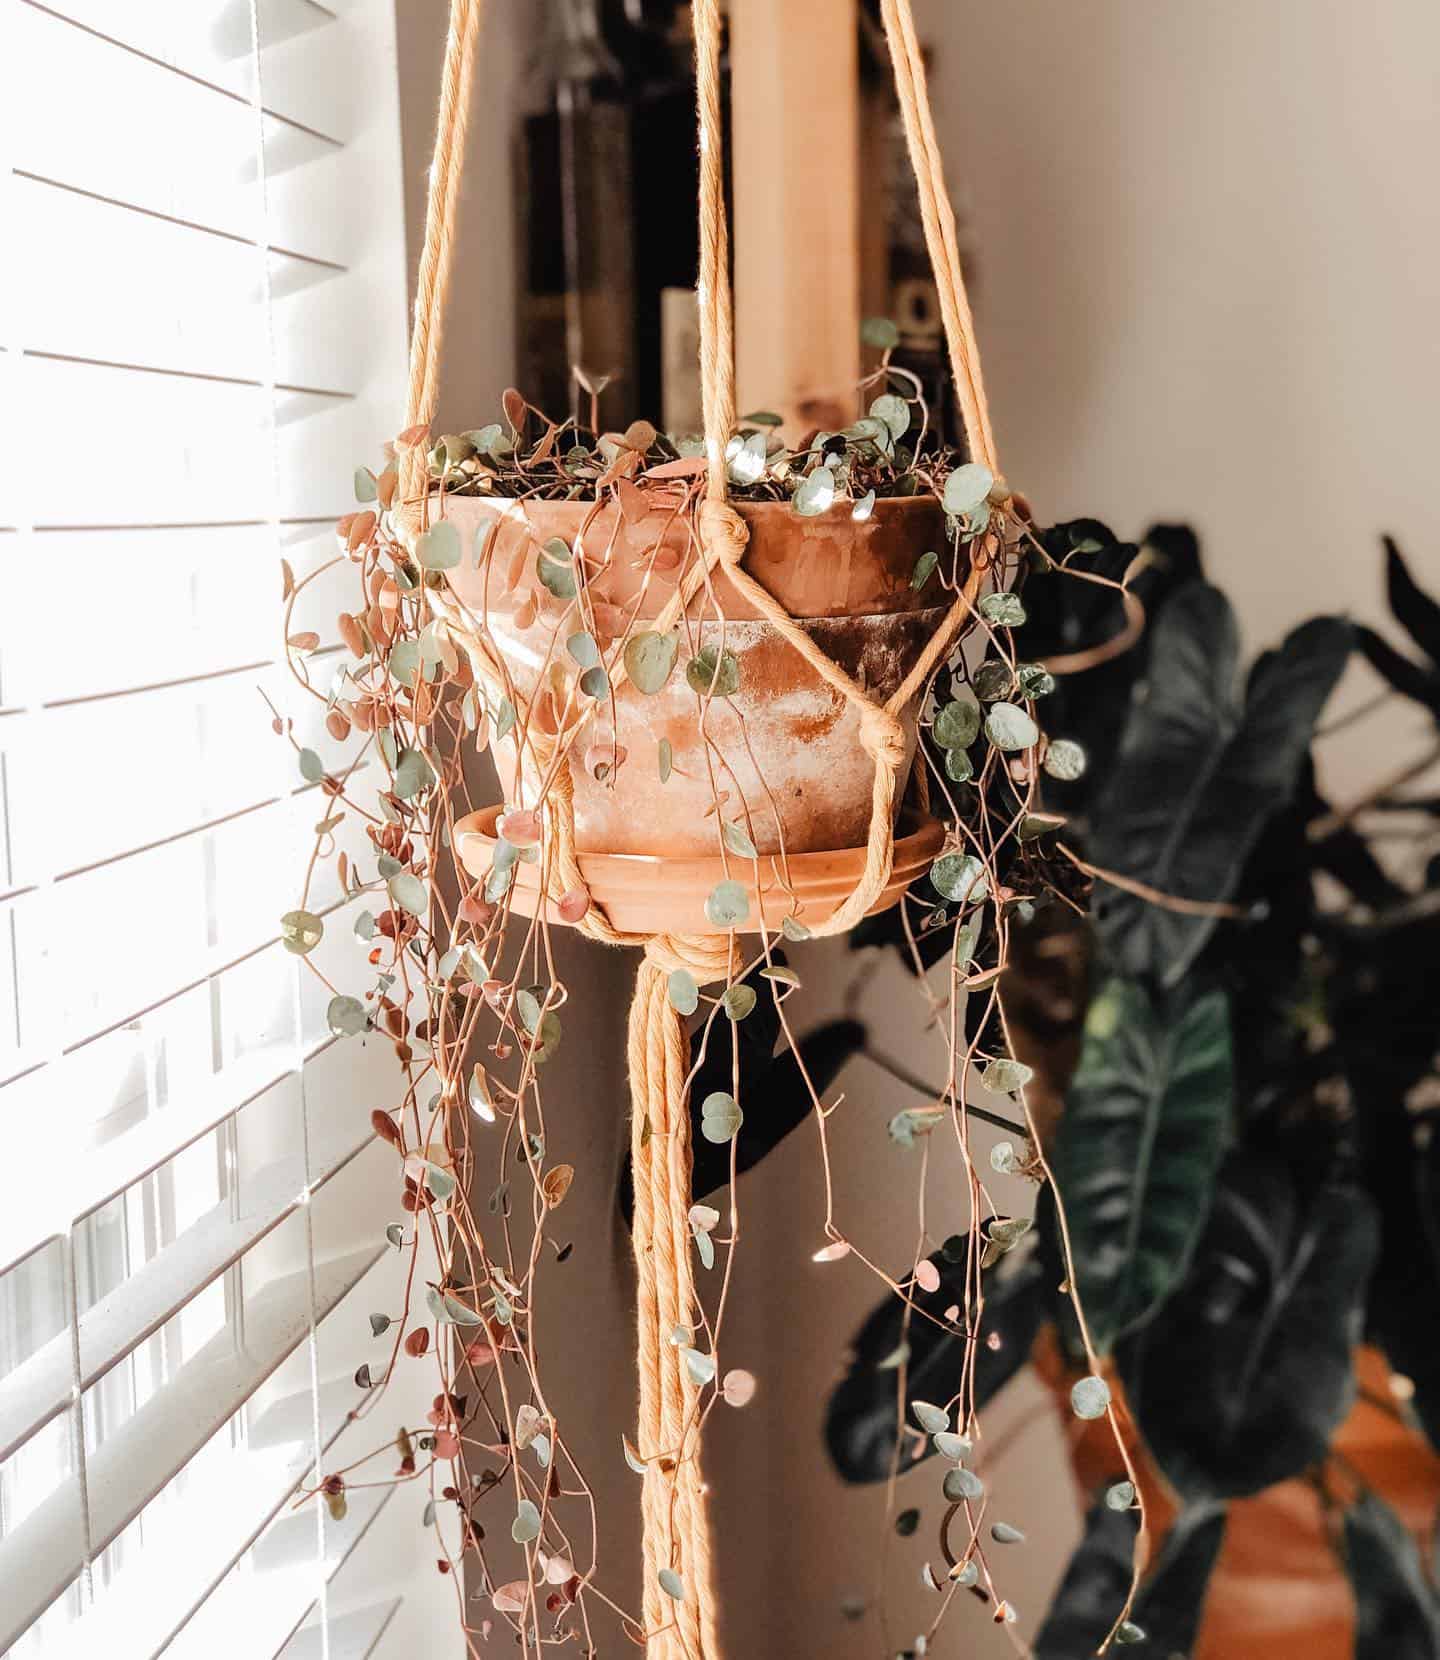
[{"left": 401, "top": 2, "right": 1000, "bottom": 1653}]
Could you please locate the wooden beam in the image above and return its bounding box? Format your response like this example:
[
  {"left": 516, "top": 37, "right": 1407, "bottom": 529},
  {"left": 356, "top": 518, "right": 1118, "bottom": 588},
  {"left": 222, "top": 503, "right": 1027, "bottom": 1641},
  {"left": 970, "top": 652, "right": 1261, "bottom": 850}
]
[{"left": 730, "top": 0, "right": 861, "bottom": 435}]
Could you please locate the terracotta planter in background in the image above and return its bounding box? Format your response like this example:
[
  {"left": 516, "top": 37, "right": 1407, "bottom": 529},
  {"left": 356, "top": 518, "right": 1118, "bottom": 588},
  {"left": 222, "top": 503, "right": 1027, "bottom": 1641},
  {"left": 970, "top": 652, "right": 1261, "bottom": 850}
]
[
  {"left": 1034, "top": 1337, "right": 1440, "bottom": 1657},
  {"left": 432, "top": 493, "right": 953, "bottom": 860}
]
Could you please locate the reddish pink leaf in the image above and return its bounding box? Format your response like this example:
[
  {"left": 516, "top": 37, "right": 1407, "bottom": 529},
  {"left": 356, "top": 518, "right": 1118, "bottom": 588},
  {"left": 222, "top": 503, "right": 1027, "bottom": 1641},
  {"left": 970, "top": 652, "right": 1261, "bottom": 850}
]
[
  {"left": 496, "top": 808, "right": 541, "bottom": 848},
  {"left": 643, "top": 456, "right": 708, "bottom": 479},
  {"left": 557, "top": 887, "right": 591, "bottom": 924}
]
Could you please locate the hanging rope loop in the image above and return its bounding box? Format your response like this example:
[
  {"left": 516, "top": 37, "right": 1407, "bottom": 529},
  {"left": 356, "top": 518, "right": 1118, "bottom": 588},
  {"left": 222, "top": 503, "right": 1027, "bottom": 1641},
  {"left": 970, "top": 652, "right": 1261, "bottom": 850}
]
[{"left": 643, "top": 933, "right": 740, "bottom": 985}]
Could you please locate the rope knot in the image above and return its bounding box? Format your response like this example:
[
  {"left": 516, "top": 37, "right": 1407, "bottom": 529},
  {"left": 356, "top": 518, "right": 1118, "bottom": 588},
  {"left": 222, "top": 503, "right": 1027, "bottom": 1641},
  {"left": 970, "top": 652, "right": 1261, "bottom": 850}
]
[
  {"left": 644, "top": 932, "right": 740, "bottom": 985},
  {"left": 697, "top": 499, "right": 749, "bottom": 570},
  {"left": 857, "top": 700, "right": 908, "bottom": 772}
]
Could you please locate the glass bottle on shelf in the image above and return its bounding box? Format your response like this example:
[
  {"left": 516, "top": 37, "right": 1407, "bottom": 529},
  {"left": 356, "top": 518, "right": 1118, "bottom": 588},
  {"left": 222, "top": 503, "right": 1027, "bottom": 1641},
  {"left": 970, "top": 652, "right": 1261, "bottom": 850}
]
[{"left": 515, "top": 0, "right": 636, "bottom": 433}]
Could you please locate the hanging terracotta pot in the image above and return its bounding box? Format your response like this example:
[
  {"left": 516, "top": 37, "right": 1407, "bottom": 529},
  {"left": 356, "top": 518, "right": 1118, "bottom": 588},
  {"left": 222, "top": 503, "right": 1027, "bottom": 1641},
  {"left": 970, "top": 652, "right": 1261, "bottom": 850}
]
[
  {"left": 434, "top": 491, "right": 955, "bottom": 861},
  {"left": 391, "top": 0, "right": 1003, "bottom": 1649}
]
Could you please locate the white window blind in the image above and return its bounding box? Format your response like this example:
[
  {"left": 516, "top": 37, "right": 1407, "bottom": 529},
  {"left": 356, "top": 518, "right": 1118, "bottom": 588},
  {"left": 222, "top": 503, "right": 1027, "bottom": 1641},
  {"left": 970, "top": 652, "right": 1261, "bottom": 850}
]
[{"left": 0, "top": 4, "right": 451, "bottom": 1655}]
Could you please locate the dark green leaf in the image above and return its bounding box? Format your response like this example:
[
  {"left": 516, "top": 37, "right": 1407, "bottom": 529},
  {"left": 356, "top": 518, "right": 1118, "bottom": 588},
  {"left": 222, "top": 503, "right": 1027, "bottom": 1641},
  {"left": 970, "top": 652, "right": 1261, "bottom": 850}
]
[
  {"left": 1052, "top": 979, "right": 1232, "bottom": 1351},
  {"left": 1091, "top": 585, "right": 1352, "bottom": 986},
  {"left": 1344, "top": 1490, "right": 1440, "bottom": 1659},
  {"left": 1382, "top": 535, "right": 1440, "bottom": 674},
  {"left": 1034, "top": 1502, "right": 1225, "bottom": 1660},
  {"left": 1119, "top": 1158, "right": 1379, "bottom": 1500}
]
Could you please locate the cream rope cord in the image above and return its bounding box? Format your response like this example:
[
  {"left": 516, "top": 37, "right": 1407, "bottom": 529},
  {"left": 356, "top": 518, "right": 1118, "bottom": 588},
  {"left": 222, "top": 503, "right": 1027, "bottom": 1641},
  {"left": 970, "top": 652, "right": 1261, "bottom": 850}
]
[{"left": 404, "top": 2, "right": 1000, "bottom": 1652}]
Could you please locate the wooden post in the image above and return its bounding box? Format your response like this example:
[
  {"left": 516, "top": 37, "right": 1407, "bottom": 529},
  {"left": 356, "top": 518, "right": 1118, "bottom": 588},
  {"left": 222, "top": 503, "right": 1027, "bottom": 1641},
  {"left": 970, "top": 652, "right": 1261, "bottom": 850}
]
[{"left": 730, "top": 0, "right": 861, "bottom": 436}]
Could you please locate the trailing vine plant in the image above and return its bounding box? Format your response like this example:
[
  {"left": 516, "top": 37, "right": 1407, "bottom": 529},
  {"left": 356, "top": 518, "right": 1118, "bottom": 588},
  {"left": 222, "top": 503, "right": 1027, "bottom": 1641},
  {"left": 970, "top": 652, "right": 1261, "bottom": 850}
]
[{"left": 275, "top": 333, "right": 1158, "bottom": 1656}]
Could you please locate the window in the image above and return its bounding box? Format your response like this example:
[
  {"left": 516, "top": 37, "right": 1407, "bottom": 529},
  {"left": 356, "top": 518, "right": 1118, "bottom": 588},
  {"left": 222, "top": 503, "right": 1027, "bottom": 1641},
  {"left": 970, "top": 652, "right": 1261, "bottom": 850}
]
[{"left": 1, "top": 4, "right": 450, "bottom": 1653}]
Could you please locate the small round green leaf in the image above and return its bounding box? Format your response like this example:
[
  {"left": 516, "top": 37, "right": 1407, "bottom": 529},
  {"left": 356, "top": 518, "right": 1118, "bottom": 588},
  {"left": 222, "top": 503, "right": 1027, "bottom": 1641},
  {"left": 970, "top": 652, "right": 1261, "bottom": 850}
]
[
  {"left": 944, "top": 1466, "right": 984, "bottom": 1501},
  {"left": 979, "top": 590, "right": 1026, "bottom": 628},
  {"left": 722, "top": 984, "right": 757, "bottom": 1021},
  {"left": 280, "top": 909, "right": 324, "bottom": 955},
  {"left": 389, "top": 872, "right": 428, "bottom": 917},
  {"left": 681, "top": 1346, "right": 717, "bottom": 1386},
  {"left": 417, "top": 520, "right": 462, "bottom": 571},
  {"left": 1044, "top": 738, "right": 1087, "bottom": 781},
  {"left": 686, "top": 646, "right": 740, "bottom": 698},
  {"left": 705, "top": 879, "right": 750, "bottom": 927},
  {"left": 393, "top": 748, "right": 435, "bottom": 800},
  {"left": 658, "top": 1567, "right": 685, "bottom": 1601},
  {"left": 511, "top": 1498, "right": 541, "bottom": 1544},
  {"left": 793, "top": 464, "right": 837, "bottom": 517},
  {"left": 861, "top": 316, "right": 901, "bottom": 350},
  {"left": 869, "top": 393, "right": 911, "bottom": 443},
  {"left": 327, "top": 995, "right": 368, "bottom": 1037},
  {"left": 932, "top": 700, "right": 980, "bottom": 750},
  {"left": 971, "top": 660, "right": 1013, "bottom": 701},
  {"left": 567, "top": 631, "right": 600, "bottom": 668},
  {"left": 942, "top": 463, "right": 994, "bottom": 516},
  {"left": 930, "top": 854, "right": 989, "bottom": 905},
  {"left": 985, "top": 701, "right": 1039, "bottom": 751},
  {"left": 536, "top": 550, "right": 577, "bottom": 600},
  {"left": 700, "top": 1091, "right": 742, "bottom": 1144},
  {"left": 944, "top": 746, "right": 974, "bottom": 784},
  {"left": 1105, "top": 1480, "right": 1136, "bottom": 1511},
  {"left": 668, "top": 970, "right": 699, "bottom": 1016},
  {"left": 934, "top": 1431, "right": 972, "bottom": 1462},
  {"left": 980, "top": 1058, "right": 1034, "bottom": 1095},
  {"left": 912, "top": 1401, "right": 949, "bottom": 1435},
  {"left": 911, "top": 550, "right": 939, "bottom": 590},
  {"left": 990, "top": 1140, "right": 1020, "bottom": 1174},
  {"left": 722, "top": 820, "right": 758, "bottom": 860},
  {"left": 625, "top": 631, "right": 679, "bottom": 695},
  {"left": 1017, "top": 663, "right": 1056, "bottom": 699},
  {"left": 1070, "top": 1375, "right": 1112, "bottom": 1420}
]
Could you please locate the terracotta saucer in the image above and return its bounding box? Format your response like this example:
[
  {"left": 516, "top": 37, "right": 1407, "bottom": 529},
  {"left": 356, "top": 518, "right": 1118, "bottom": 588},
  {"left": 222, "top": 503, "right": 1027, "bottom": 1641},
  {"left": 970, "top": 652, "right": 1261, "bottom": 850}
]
[{"left": 453, "top": 806, "right": 945, "bottom": 938}]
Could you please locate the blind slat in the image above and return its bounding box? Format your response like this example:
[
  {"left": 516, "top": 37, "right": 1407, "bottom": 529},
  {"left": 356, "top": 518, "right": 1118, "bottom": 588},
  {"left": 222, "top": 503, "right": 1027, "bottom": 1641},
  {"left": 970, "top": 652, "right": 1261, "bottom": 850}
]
[
  {"left": 0, "top": 1122, "right": 376, "bottom": 1462},
  {"left": 0, "top": 1035, "right": 335, "bottom": 1277},
  {"left": 169, "top": 1485, "right": 396, "bottom": 1660},
  {"left": 0, "top": 1244, "right": 383, "bottom": 1651},
  {"left": 36, "top": 1375, "right": 387, "bottom": 1660},
  {"left": 279, "top": 1598, "right": 403, "bottom": 1660}
]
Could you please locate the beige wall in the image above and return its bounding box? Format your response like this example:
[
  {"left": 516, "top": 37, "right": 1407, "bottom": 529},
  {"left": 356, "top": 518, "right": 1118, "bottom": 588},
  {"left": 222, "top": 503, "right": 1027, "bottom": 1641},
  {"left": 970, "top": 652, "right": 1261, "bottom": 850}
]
[
  {"left": 918, "top": 0, "right": 1440, "bottom": 736},
  {"left": 397, "top": 2, "right": 1439, "bottom": 1652}
]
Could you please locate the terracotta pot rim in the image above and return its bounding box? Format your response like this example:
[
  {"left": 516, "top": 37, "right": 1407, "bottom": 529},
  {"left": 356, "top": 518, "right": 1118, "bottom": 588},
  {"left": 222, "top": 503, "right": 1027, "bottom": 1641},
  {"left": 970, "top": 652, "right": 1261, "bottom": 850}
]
[
  {"left": 454, "top": 804, "right": 945, "bottom": 936},
  {"left": 429, "top": 489, "right": 941, "bottom": 523}
]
